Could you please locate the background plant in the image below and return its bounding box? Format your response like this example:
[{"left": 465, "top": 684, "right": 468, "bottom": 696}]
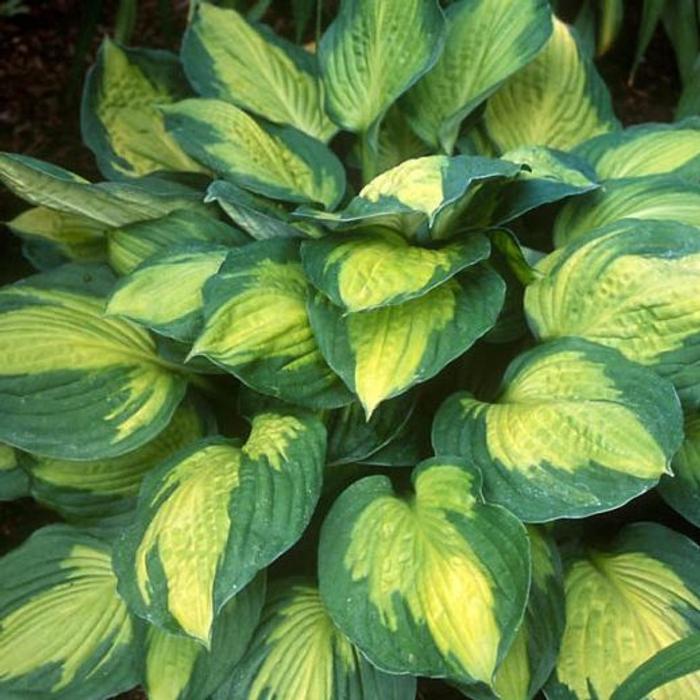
[{"left": 1, "top": 1, "right": 700, "bottom": 699}]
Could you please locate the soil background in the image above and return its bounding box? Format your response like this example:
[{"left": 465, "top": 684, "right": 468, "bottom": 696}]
[{"left": 0, "top": 1, "right": 690, "bottom": 699}]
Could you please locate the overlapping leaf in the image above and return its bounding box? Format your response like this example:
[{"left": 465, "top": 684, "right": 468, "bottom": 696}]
[
  {"left": 162, "top": 99, "right": 345, "bottom": 209},
  {"left": 404, "top": 0, "right": 553, "bottom": 152},
  {"left": 553, "top": 174, "right": 700, "bottom": 247},
  {"left": 0, "top": 525, "right": 141, "bottom": 700},
  {"left": 318, "top": 0, "right": 445, "bottom": 134},
  {"left": 114, "top": 409, "right": 326, "bottom": 644},
  {"left": 0, "top": 153, "right": 206, "bottom": 227},
  {"left": 192, "top": 239, "right": 352, "bottom": 409},
  {"left": 107, "top": 244, "right": 229, "bottom": 342},
  {"left": 484, "top": 18, "right": 618, "bottom": 151},
  {"left": 526, "top": 219, "right": 700, "bottom": 408},
  {"left": 107, "top": 209, "right": 247, "bottom": 275},
  {"left": 82, "top": 39, "right": 206, "bottom": 179},
  {"left": 574, "top": 117, "right": 700, "bottom": 179},
  {"left": 0, "top": 264, "right": 187, "bottom": 459},
  {"left": 144, "top": 574, "right": 265, "bottom": 700},
  {"left": 27, "top": 399, "right": 208, "bottom": 528},
  {"left": 433, "top": 338, "right": 683, "bottom": 521},
  {"left": 182, "top": 3, "right": 336, "bottom": 141},
  {"left": 545, "top": 523, "right": 700, "bottom": 700},
  {"left": 318, "top": 457, "right": 530, "bottom": 686},
  {"left": 308, "top": 266, "right": 505, "bottom": 416},
  {"left": 216, "top": 580, "right": 416, "bottom": 700},
  {"left": 463, "top": 527, "right": 565, "bottom": 700},
  {"left": 301, "top": 227, "right": 490, "bottom": 312}
]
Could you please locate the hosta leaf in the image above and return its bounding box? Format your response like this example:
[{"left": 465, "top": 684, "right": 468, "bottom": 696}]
[
  {"left": 463, "top": 527, "right": 565, "bottom": 700},
  {"left": 193, "top": 239, "right": 352, "bottom": 409},
  {"left": 0, "top": 443, "right": 29, "bottom": 501},
  {"left": 107, "top": 244, "right": 229, "bottom": 342},
  {"left": 487, "top": 146, "right": 599, "bottom": 224},
  {"left": 404, "top": 0, "right": 553, "bottom": 152},
  {"left": 553, "top": 174, "right": 700, "bottom": 247},
  {"left": 318, "top": 0, "right": 445, "bottom": 134},
  {"left": 545, "top": 523, "right": 700, "bottom": 700},
  {"left": 484, "top": 18, "right": 618, "bottom": 151},
  {"left": 318, "top": 457, "right": 530, "bottom": 685},
  {"left": 526, "top": 219, "right": 700, "bottom": 408},
  {"left": 432, "top": 338, "right": 683, "bottom": 522},
  {"left": 611, "top": 633, "right": 700, "bottom": 700},
  {"left": 216, "top": 580, "right": 417, "bottom": 700},
  {"left": 162, "top": 98, "right": 345, "bottom": 209},
  {"left": 326, "top": 392, "right": 417, "bottom": 466},
  {"left": 107, "top": 209, "right": 247, "bottom": 275},
  {"left": 206, "top": 180, "right": 315, "bottom": 241},
  {"left": 27, "top": 399, "right": 208, "bottom": 528},
  {"left": 0, "top": 264, "right": 187, "bottom": 459},
  {"left": 301, "top": 227, "right": 490, "bottom": 312},
  {"left": 309, "top": 266, "right": 505, "bottom": 416},
  {"left": 359, "top": 409, "right": 428, "bottom": 467},
  {"left": 7, "top": 206, "right": 108, "bottom": 262},
  {"left": 0, "top": 153, "right": 206, "bottom": 227},
  {"left": 659, "top": 415, "right": 700, "bottom": 527},
  {"left": 574, "top": 118, "right": 700, "bottom": 179},
  {"left": 0, "top": 525, "right": 141, "bottom": 700},
  {"left": 182, "top": 3, "right": 336, "bottom": 142},
  {"left": 82, "top": 39, "right": 206, "bottom": 179},
  {"left": 297, "top": 155, "right": 520, "bottom": 239},
  {"left": 114, "top": 409, "right": 326, "bottom": 643},
  {"left": 145, "top": 574, "right": 265, "bottom": 700}
]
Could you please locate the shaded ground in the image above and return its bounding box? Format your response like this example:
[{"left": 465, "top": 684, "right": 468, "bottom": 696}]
[{"left": 0, "top": 2, "right": 688, "bottom": 699}]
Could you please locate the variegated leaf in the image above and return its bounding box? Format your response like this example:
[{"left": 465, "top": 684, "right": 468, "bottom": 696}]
[
  {"left": 433, "top": 338, "right": 683, "bottom": 521},
  {"left": 318, "top": 457, "right": 530, "bottom": 685}
]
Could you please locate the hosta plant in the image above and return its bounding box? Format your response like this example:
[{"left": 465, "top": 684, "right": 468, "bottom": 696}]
[{"left": 3, "top": 1, "right": 700, "bottom": 699}]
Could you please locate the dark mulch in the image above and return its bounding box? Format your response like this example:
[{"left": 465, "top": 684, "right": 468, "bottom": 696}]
[{"left": 0, "top": 2, "right": 685, "bottom": 699}]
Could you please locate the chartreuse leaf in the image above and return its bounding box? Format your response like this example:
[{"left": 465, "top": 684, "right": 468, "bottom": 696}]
[
  {"left": 0, "top": 264, "right": 187, "bottom": 460},
  {"left": 206, "top": 180, "right": 318, "bottom": 241},
  {"left": 114, "top": 409, "right": 326, "bottom": 644},
  {"left": 318, "top": 457, "right": 530, "bottom": 685},
  {"left": 404, "top": 0, "right": 552, "bottom": 152},
  {"left": 553, "top": 175, "right": 700, "bottom": 247},
  {"left": 27, "top": 399, "right": 208, "bottom": 528},
  {"left": 659, "top": 415, "right": 700, "bottom": 527},
  {"left": 463, "top": 527, "right": 565, "bottom": 700},
  {"left": 0, "top": 442, "right": 29, "bottom": 501},
  {"left": 182, "top": 3, "right": 335, "bottom": 142},
  {"left": 0, "top": 525, "right": 141, "bottom": 700},
  {"left": 7, "top": 207, "right": 108, "bottom": 262},
  {"left": 145, "top": 573, "right": 265, "bottom": 700},
  {"left": 162, "top": 99, "right": 345, "bottom": 209},
  {"left": 107, "top": 244, "right": 228, "bottom": 342},
  {"left": 611, "top": 633, "right": 700, "bottom": 700},
  {"left": 484, "top": 18, "right": 618, "bottom": 151},
  {"left": 432, "top": 338, "right": 683, "bottom": 522},
  {"left": 574, "top": 118, "right": 700, "bottom": 179},
  {"left": 301, "top": 227, "right": 491, "bottom": 312},
  {"left": 81, "top": 39, "right": 206, "bottom": 179},
  {"left": 192, "top": 239, "right": 352, "bottom": 409},
  {"left": 0, "top": 153, "right": 205, "bottom": 227},
  {"left": 216, "top": 580, "right": 416, "bottom": 700},
  {"left": 107, "top": 209, "right": 247, "bottom": 275},
  {"left": 526, "top": 219, "right": 700, "bottom": 408},
  {"left": 318, "top": 0, "right": 445, "bottom": 134},
  {"left": 545, "top": 523, "right": 700, "bottom": 700},
  {"left": 326, "top": 392, "right": 417, "bottom": 466},
  {"left": 297, "top": 155, "right": 520, "bottom": 239},
  {"left": 308, "top": 266, "right": 505, "bottom": 416}
]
